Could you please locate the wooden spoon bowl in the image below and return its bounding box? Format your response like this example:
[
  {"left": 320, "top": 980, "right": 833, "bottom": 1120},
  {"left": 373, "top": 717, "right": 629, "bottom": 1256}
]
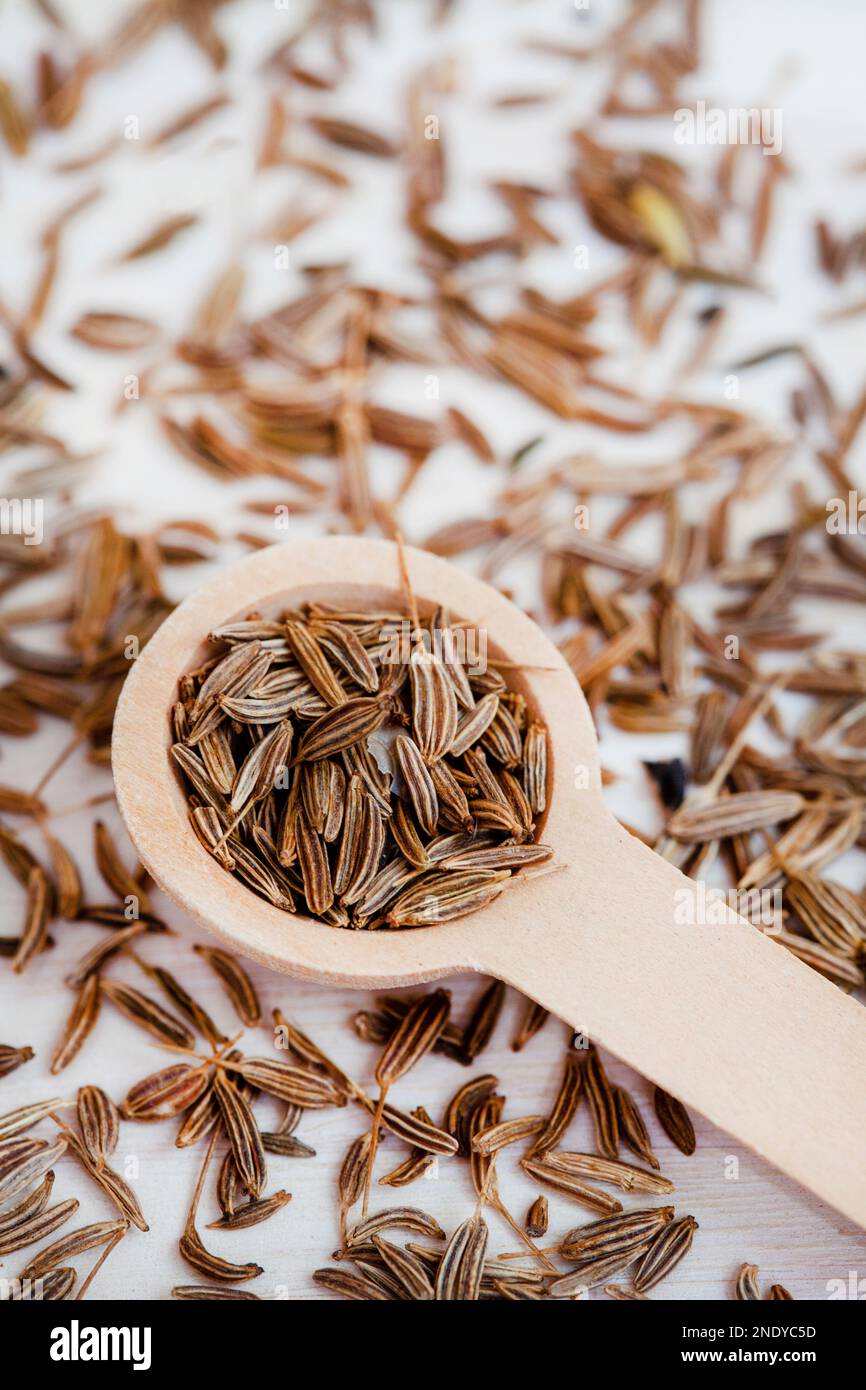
[{"left": 112, "top": 537, "right": 866, "bottom": 1228}]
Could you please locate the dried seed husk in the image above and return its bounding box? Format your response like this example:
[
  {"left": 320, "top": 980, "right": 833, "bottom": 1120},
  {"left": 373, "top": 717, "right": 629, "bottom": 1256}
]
[
  {"left": 77, "top": 1086, "right": 120, "bottom": 1166},
  {"left": 615, "top": 1085, "right": 660, "bottom": 1170},
  {"left": 0, "top": 1044, "right": 34, "bottom": 1078},
  {"left": 50, "top": 975, "right": 101, "bottom": 1074},
  {"left": 0, "top": 1172, "right": 55, "bottom": 1234},
  {"left": 525, "top": 1194, "right": 548, "bottom": 1238},
  {"left": 409, "top": 644, "right": 458, "bottom": 763},
  {"left": 8, "top": 1266, "right": 77, "bottom": 1300},
  {"left": 511, "top": 1000, "right": 549, "bottom": 1052},
  {"left": 172, "top": 1285, "right": 261, "bottom": 1300},
  {"left": 175, "top": 1077, "right": 220, "bottom": 1149},
  {"left": 769, "top": 1283, "right": 794, "bottom": 1300},
  {"left": 348, "top": 1207, "right": 446, "bottom": 1246},
  {"left": 0, "top": 1137, "right": 66, "bottom": 1208},
  {"left": 213, "top": 1070, "right": 267, "bottom": 1199},
  {"left": 584, "top": 1046, "right": 619, "bottom": 1159},
  {"left": 133, "top": 958, "right": 227, "bottom": 1047},
  {"left": 295, "top": 696, "right": 388, "bottom": 763},
  {"left": 0, "top": 1098, "right": 72, "bottom": 1139},
  {"left": 229, "top": 1057, "right": 345, "bottom": 1109},
  {"left": 372, "top": 1234, "right": 435, "bottom": 1299},
  {"left": 375, "top": 989, "right": 451, "bottom": 1089},
  {"left": 19, "top": 1218, "right": 128, "bottom": 1280},
  {"left": 632, "top": 1214, "right": 698, "bottom": 1292},
  {"left": 0, "top": 1196, "right": 79, "bottom": 1255},
  {"left": 13, "top": 867, "right": 51, "bottom": 974},
  {"left": 261, "top": 1132, "right": 316, "bottom": 1158},
  {"left": 736, "top": 1262, "right": 761, "bottom": 1299},
  {"left": 59, "top": 1124, "right": 148, "bottom": 1232},
  {"left": 520, "top": 1157, "right": 623, "bottom": 1214},
  {"left": 93, "top": 820, "right": 150, "bottom": 912},
  {"left": 541, "top": 1150, "right": 674, "bottom": 1194},
  {"left": 179, "top": 1224, "right": 263, "bottom": 1283},
  {"left": 559, "top": 1206, "right": 675, "bottom": 1263},
  {"left": 230, "top": 719, "right": 293, "bottom": 813},
  {"left": 207, "top": 1189, "right": 291, "bottom": 1230},
  {"left": 459, "top": 979, "right": 506, "bottom": 1063},
  {"left": 100, "top": 979, "right": 195, "bottom": 1049},
  {"left": 653, "top": 1086, "right": 696, "bottom": 1155},
  {"left": 43, "top": 833, "right": 82, "bottom": 918},
  {"left": 531, "top": 1051, "right": 583, "bottom": 1155},
  {"left": 121, "top": 1064, "right": 211, "bottom": 1122},
  {"left": 64, "top": 920, "right": 146, "bottom": 988},
  {"left": 472, "top": 1114, "right": 545, "bottom": 1155},
  {"left": 435, "top": 1213, "right": 488, "bottom": 1300},
  {"left": 313, "top": 1267, "right": 392, "bottom": 1300},
  {"left": 192, "top": 945, "right": 261, "bottom": 1026},
  {"left": 395, "top": 735, "right": 439, "bottom": 833},
  {"left": 666, "top": 791, "right": 805, "bottom": 841}
]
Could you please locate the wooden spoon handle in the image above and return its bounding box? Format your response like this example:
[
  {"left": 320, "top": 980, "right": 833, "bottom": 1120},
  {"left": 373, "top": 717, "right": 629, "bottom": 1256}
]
[{"left": 477, "top": 826, "right": 866, "bottom": 1228}]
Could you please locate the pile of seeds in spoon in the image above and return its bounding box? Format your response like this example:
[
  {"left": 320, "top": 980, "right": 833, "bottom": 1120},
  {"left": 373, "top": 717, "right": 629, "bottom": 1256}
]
[
  {"left": 0, "top": 0, "right": 864, "bottom": 1299},
  {"left": 172, "top": 595, "right": 551, "bottom": 928}
]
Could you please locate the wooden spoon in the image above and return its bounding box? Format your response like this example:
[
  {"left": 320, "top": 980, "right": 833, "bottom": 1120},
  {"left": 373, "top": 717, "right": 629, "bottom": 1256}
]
[{"left": 113, "top": 537, "right": 866, "bottom": 1228}]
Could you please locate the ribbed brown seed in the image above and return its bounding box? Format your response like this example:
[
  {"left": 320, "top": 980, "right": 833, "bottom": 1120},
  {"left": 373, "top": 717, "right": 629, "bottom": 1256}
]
[
  {"left": 13, "top": 867, "right": 51, "bottom": 974},
  {"left": 193, "top": 945, "right": 261, "bottom": 1026},
  {"left": 769, "top": 1283, "right": 794, "bottom": 1300},
  {"left": 511, "top": 1000, "right": 549, "bottom": 1051},
  {"left": 372, "top": 1235, "right": 435, "bottom": 1299},
  {"left": 207, "top": 1190, "right": 291, "bottom": 1230},
  {"left": 348, "top": 1207, "right": 446, "bottom": 1245},
  {"left": 339, "top": 1132, "right": 372, "bottom": 1229},
  {"left": 295, "top": 696, "right": 388, "bottom": 763},
  {"left": 632, "top": 1214, "right": 698, "bottom": 1292},
  {"left": 213, "top": 1070, "right": 267, "bottom": 1199},
  {"left": 295, "top": 809, "right": 334, "bottom": 914},
  {"left": 615, "top": 1085, "right": 660, "bottom": 1169},
  {"left": 584, "top": 1046, "right": 619, "bottom": 1159},
  {"left": 666, "top": 791, "right": 805, "bottom": 842},
  {"left": 175, "top": 1077, "right": 220, "bottom": 1148},
  {"left": 375, "top": 989, "right": 451, "bottom": 1089},
  {"left": 44, "top": 833, "right": 82, "bottom": 918},
  {"left": 445, "top": 1074, "right": 499, "bottom": 1156},
  {"left": 390, "top": 798, "right": 430, "bottom": 868},
  {"left": 0, "top": 1098, "right": 72, "bottom": 1139},
  {"left": 11, "top": 1267, "right": 77, "bottom": 1301},
  {"left": 261, "top": 1132, "right": 315, "bottom": 1158},
  {"left": 285, "top": 619, "right": 346, "bottom": 706},
  {"left": 736, "top": 1262, "right": 761, "bottom": 1299},
  {"left": 531, "top": 1051, "right": 583, "bottom": 1155},
  {"left": 409, "top": 644, "right": 457, "bottom": 763},
  {"left": 100, "top": 980, "right": 195, "bottom": 1049},
  {"left": 395, "top": 735, "right": 439, "bottom": 834},
  {"left": 230, "top": 719, "right": 292, "bottom": 813},
  {"left": 77, "top": 1086, "right": 120, "bottom": 1166},
  {"left": 520, "top": 1157, "right": 623, "bottom": 1214},
  {"left": 172, "top": 1285, "right": 261, "bottom": 1300},
  {"left": 122, "top": 1065, "right": 211, "bottom": 1121},
  {"left": 192, "top": 640, "right": 265, "bottom": 719},
  {"left": 460, "top": 979, "right": 505, "bottom": 1063},
  {"left": 522, "top": 721, "right": 548, "bottom": 813},
  {"left": 230, "top": 1057, "right": 345, "bottom": 1109},
  {"left": 0, "top": 1044, "right": 34, "bottom": 1078},
  {"left": 179, "top": 1224, "right": 263, "bottom": 1283},
  {"left": 551, "top": 1244, "right": 653, "bottom": 1297},
  {"left": 65, "top": 921, "right": 146, "bottom": 988},
  {"left": 385, "top": 869, "right": 509, "bottom": 926},
  {"left": 540, "top": 1150, "right": 674, "bottom": 1194},
  {"left": 50, "top": 975, "right": 101, "bottom": 1074},
  {"left": 472, "top": 1114, "right": 545, "bottom": 1155},
  {"left": 93, "top": 820, "right": 150, "bottom": 913},
  {"left": 313, "top": 1268, "right": 392, "bottom": 1300},
  {"left": 134, "top": 959, "right": 227, "bottom": 1047},
  {"left": 470, "top": 1092, "right": 504, "bottom": 1199},
  {"left": 0, "top": 1173, "right": 55, "bottom": 1235},
  {"left": 559, "top": 1207, "right": 675, "bottom": 1263},
  {"left": 20, "top": 1219, "right": 128, "bottom": 1281},
  {"left": 60, "top": 1125, "right": 148, "bottom": 1232},
  {"left": 525, "top": 1195, "right": 548, "bottom": 1238},
  {"left": 374, "top": 1102, "right": 458, "bottom": 1155},
  {"left": 428, "top": 760, "right": 473, "bottom": 829},
  {"left": 0, "top": 1136, "right": 65, "bottom": 1206},
  {"left": 197, "top": 726, "right": 236, "bottom": 795},
  {"left": 449, "top": 693, "right": 500, "bottom": 758},
  {"left": 0, "top": 1197, "right": 79, "bottom": 1255},
  {"left": 435, "top": 1214, "right": 489, "bottom": 1300},
  {"left": 653, "top": 1086, "right": 696, "bottom": 1155},
  {"left": 301, "top": 759, "right": 331, "bottom": 834},
  {"left": 312, "top": 620, "right": 379, "bottom": 692}
]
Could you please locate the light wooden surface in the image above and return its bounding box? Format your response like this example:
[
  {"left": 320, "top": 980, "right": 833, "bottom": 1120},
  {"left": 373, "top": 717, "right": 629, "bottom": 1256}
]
[{"left": 2, "top": 0, "right": 866, "bottom": 1302}]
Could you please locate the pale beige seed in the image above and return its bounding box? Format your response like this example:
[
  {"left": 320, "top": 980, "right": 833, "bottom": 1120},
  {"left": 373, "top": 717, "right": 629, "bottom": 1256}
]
[
  {"left": 213, "top": 1071, "right": 267, "bottom": 1199},
  {"left": 409, "top": 644, "right": 458, "bottom": 762},
  {"left": 0, "top": 1196, "right": 79, "bottom": 1255},
  {"left": 522, "top": 720, "right": 548, "bottom": 813},
  {"left": 100, "top": 980, "right": 194, "bottom": 1049},
  {"left": 540, "top": 1150, "right": 673, "bottom": 1194},
  {"left": 20, "top": 1219, "right": 128, "bottom": 1281},
  {"left": 736, "top": 1262, "right": 761, "bottom": 1299},
  {"left": 615, "top": 1085, "right": 660, "bottom": 1170},
  {"left": 0, "top": 1137, "right": 67, "bottom": 1208},
  {"left": 285, "top": 618, "right": 347, "bottom": 706},
  {"left": 295, "top": 696, "right": 388, "bottom": 763},
  {"left": 193, "top": 945, "right": 261, "bottom": 1025},
  {"left": 584, "top": 1046, "right": 619, "bottom": 1159},
  {"left": 395, "top": 735, "right": 439, "bottom": 834},
  {"left": 449, "top": 694, "right": 500, "bottom": 757},
  {"left": 295, "top": 809, "right": 334, "bottom": 915},
  {"left": 121, "top": 1065, "right": 211, "bottom": 1122},
  {"left": 560, "top": 1206, "right": 675, "bottom": 1263},
  {"left": 472, "top": 1114, "right": 544, "bottom": 1155},
  {"left": 435, "top": 1214, "right": 489, "bottom": 1300},
  {"left": 50, "top": 976, "right": 101, "bottom": 1074},
  {"left": 77, "top": 1086, "right": 120, "bottom": 1167},
  {"left": 65, "top": 920, "right": 146, "bottom": 989},
  {"left": 12, "top": 867, "right": 51, "bottom": 974},
  {"left": 0, "top": 1097, "right": 73, "bottom": 1139},
  {"left": 666, "top": 790, "right": 805, "bottom": 841}
]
